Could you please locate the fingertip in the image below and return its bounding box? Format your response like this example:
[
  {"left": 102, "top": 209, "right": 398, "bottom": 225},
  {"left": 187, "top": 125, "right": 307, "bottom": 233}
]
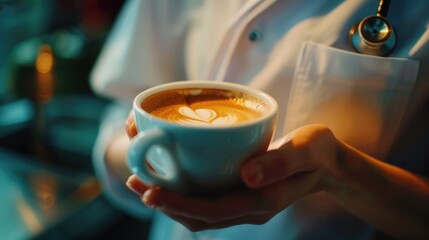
[
  {"left": 125, "top": 120, "right": 138, "bottom": 139},
  {"left": 126, "top": 175, "right": 149, "bottom": 196},
  {"left": 130, "top": 122, "right": 138, "bottom": 137},
  {"left": 142, "top": 187, "right": 164, "bottom": 209},
  {"left": 241, "top": 162, "right": 264, "bottom": 188},
  {"left": 142, "top": 188, "right": 154, "bottom": 207},
  {"left": 125, "top": 110, "right": 138, "bottom": 139},
  {"left": 124, "top": 119, "right": 132, "bottom": 137}
]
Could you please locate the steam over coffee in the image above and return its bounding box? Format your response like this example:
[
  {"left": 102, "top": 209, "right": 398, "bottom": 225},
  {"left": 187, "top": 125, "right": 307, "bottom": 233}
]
[{"left": 141, "top": 88, "right": 270, "bottom": 127}]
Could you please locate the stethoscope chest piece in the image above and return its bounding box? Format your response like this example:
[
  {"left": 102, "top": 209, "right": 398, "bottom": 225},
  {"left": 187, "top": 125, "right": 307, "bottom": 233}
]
[
  {"left": 349, "top": 0, "right": 396, "bottom": 56},
  {"left": 349, "top": 16, "right": 396, "bottom": 56}
]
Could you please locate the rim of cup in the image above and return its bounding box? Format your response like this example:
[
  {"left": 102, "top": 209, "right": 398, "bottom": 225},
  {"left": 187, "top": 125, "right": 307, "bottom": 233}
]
[{"left": 133, "top": 80, "right": 279, "bottom": 129}]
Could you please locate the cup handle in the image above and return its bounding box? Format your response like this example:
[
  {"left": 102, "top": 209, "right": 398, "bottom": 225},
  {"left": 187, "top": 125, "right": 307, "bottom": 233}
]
[{"left": 127, "top": 128, "right": 186, "bottom": 191}]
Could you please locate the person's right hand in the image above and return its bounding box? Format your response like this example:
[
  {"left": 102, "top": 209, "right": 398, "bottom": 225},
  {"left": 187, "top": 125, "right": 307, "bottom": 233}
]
[{"left": 125, "top": 124, "right": 341, "bottom": 231}]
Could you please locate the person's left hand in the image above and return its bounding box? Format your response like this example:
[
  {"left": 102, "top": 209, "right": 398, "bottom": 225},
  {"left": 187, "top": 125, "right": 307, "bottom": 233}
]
[{"left": 126, "top": 124, "right": 342, "bottom": 232}]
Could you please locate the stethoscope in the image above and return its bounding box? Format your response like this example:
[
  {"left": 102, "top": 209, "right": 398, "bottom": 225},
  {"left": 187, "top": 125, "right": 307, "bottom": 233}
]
[{"left": 349, "top": 0, "right": 396, "bottom": 56}]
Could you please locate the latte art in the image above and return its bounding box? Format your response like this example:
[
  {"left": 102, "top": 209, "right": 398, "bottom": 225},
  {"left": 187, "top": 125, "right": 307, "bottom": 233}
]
[
  {"left": 177, "top": 107, "right": 238, "bottom": 126},
  {"left": 141, "top": 88, "right": 270, "bottom": 127}
]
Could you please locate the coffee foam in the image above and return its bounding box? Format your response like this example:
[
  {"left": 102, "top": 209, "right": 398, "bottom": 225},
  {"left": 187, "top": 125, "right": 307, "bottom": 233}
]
[
  {"left": 177, "top": 106, "right": 238, "bottom": 126},
  {"left": 141, "top": 88, "right": 270, "bottom": 127}
]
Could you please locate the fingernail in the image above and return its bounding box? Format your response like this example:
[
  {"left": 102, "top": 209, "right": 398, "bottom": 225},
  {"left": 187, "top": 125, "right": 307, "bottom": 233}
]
[
  {"left": 242, "top": 163, "right": 264, "bottom": 186},
  {"left": 126, "top": 179, "right": 146, "bottom": 196},
  {"left": 130, "top": 122, "right": 138, "bottom": 134}
]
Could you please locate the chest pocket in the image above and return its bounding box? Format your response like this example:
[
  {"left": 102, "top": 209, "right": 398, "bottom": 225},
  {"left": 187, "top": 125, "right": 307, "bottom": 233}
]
[{"left": 285, "top": 42, "right": 419, "bottom": 159}]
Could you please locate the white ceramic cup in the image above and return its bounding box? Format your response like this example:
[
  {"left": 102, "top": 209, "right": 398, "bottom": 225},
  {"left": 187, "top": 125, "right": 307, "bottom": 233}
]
[{"left": 128, "top": 81, "right": 278, "bottom": 194}]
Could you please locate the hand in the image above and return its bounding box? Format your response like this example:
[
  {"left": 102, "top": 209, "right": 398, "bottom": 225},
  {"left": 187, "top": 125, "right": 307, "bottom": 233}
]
[
  {"left": 125, "top": 110, "right": 138, "bottom": 139},
  {"left": 126, "top": 124, "right": 342, "bottom": 232}
]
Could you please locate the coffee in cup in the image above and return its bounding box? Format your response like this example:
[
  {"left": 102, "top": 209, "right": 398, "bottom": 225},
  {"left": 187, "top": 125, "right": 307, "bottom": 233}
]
[{"left": 141, "top": 88, "right": 270, "bottom": 127}]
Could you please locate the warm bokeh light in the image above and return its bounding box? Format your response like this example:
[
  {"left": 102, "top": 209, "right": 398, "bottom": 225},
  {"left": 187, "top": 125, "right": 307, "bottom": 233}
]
[
  {"left": 35, "top": 44, "right": 54, "bottom": 102},
  {"left": 36, "top": 45, "right": 53, "bottom": 74}
]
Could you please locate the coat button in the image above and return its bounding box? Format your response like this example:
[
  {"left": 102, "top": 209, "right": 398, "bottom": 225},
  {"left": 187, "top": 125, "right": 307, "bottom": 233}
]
[{"left": 248, "top": 29, "right": 262, "bottom": 42}]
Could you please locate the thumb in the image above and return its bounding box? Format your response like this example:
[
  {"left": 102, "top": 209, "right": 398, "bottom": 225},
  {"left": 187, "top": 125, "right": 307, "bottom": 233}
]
[{"left": 240, "top": 138, "right": 316, "bottom": 189}]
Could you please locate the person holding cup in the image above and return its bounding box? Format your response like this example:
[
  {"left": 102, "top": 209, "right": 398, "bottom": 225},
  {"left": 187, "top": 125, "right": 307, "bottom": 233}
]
[{"left": 91, "top": 0, "right": 429, "bottom": 239}]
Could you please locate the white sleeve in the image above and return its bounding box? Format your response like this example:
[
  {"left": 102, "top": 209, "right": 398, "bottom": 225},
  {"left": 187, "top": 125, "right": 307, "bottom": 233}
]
[
  {"left": 90, "top": 0, "right": 198, "bottom": 101},
  {"left": 92, "top": 101, "right": 153, "bottom": 219},
  {"left": 90, "top": 0, "right": 199, "bottom": 219}
]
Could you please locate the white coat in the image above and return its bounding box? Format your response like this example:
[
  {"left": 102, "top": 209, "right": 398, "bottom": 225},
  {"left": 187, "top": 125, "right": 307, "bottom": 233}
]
[{"left": 91, "top": 0, "right": 429, "bottom": 239}]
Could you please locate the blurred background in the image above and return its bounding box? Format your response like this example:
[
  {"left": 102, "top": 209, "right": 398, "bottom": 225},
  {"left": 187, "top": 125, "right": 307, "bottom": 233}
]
[{"left": 0, "top": 0, "right": 151, "bottom": 239}]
